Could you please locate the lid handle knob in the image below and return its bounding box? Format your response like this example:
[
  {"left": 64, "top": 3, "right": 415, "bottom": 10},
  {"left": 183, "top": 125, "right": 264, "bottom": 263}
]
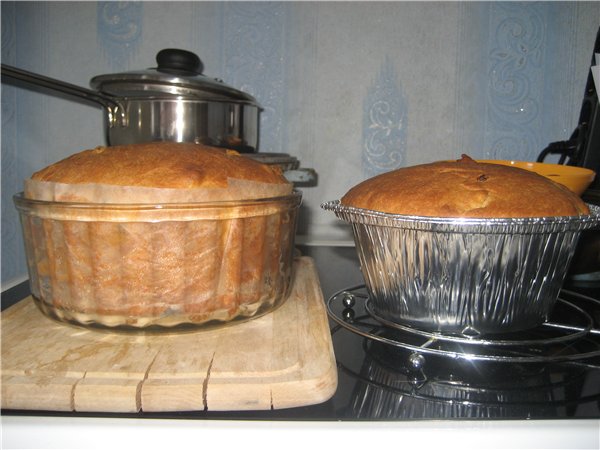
[{"left": 156, "top": 49, "right": 204, "bottom": 76}]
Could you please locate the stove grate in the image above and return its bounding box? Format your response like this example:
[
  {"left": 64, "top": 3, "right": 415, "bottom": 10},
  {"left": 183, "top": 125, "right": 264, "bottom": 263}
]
[{"left": 327, "top": 285, "right": 600, "bottom": 366}]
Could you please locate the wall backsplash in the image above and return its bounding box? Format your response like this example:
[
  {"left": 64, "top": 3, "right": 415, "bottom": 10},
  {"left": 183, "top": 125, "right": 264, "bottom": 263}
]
[{"left": 2, "top": 1, "right": 599, "bottom": 289}]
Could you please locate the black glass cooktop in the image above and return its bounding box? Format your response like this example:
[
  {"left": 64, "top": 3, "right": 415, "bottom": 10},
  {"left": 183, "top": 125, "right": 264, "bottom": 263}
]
[{"left": 2, "top": 245, "right": 599, "bottom": 421}]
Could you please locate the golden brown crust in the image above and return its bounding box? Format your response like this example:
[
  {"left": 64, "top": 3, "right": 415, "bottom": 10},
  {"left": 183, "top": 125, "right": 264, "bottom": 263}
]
[
  {"left": 30, "top": 142, "right": 289, "bottom": 189},
  {"left": 23, "top": 142, "right": 296, "bottom": 327},
  {"left": 341, "top": 155, "right": 590, "bottom": 218}
]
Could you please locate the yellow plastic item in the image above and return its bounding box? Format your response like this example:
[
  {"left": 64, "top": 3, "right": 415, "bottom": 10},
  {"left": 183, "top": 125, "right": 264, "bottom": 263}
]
[{"left": 479, "top": 160, "right": 596, "bottom": 196}]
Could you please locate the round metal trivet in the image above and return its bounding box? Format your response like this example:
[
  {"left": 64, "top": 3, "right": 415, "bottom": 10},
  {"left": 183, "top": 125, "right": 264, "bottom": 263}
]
[
  {"left": 327, "top": 285, "right": 600, "bottom": 364},
  {"left": 363, "top": 297, "right": 594, "bottom": 347}
]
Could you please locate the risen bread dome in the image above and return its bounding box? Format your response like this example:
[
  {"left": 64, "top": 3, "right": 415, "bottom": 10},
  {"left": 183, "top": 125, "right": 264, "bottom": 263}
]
[
  {"left": 29, "top": 142, "right": 289, "bottom": 193},
  {"left": 19, "top": 142, "right": 298, "bottom": 329},
  {"left": 341, "top": 155, "right": 589, "bottom": 218}
]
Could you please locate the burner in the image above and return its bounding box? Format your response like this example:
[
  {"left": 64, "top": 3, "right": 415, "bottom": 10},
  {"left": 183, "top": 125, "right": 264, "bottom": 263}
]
[
  {"left": 327, "top": 285, "right": 600, "bottom": 366},
  {"left": 329, "top": 286, "right": 600, "bottom": 419},
  {"left": 335, "top": 331, "right": 598, "bottom": 419}
]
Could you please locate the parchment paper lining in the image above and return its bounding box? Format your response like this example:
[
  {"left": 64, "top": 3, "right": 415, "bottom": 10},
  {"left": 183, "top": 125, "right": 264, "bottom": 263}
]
[{"left": 25, "top": 178, "right": 292, "bottom": 204}]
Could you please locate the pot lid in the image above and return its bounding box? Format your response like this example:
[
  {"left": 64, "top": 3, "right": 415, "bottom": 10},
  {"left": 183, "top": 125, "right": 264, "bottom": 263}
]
[{"left": 90, "top": 49, "right": 260, "bottom": 106}]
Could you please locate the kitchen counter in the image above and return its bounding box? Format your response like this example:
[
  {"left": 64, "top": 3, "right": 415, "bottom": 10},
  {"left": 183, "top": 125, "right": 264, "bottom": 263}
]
[
  {"left": 3, "top": 416, "right": 599, "bottom": 449},
  {"left": 2, "top": 245, "right": 600, "bottom": 449}
]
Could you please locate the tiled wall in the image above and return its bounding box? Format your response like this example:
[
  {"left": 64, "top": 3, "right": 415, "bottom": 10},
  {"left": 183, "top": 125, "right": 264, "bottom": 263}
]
[{"left": 2, "top": 1, "right": 599, "bottom": 288}]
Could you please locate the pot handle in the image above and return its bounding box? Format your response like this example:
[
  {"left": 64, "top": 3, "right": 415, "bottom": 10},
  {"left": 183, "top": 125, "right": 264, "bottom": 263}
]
[
  {"left": 1, "top": 64, "right": 127, "bottom": 127},
  {"left": 156, "top": 48, "right": 204, "bottom": 75}
]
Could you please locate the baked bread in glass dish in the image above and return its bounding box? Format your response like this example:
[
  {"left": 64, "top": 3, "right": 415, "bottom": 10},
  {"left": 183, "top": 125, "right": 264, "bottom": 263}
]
[{"left": 15, "top": 142, "right": 301, "bottom": 330}]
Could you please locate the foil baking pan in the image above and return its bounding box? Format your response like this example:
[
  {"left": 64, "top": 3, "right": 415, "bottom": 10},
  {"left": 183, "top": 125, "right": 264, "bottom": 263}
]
[{"left": 322, "top": 201, "right": 600, "bottom": 336}]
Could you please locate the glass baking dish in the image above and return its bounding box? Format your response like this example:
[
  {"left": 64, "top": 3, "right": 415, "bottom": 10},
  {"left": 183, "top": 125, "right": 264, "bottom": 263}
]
[{"left": 14, "top": 191, "right": 302, "bottom": 331}]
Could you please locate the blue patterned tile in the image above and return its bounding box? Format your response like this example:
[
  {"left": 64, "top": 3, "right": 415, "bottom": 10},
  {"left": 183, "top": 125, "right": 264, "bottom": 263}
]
[
  {"left": 485, "top": 2, "right": 545, "bottom": 160},
  {"left": 1, "top": 1, "right": 25, "bottom": 286},
  {"left": 362, "top": 56, "right": 407, "bottom": 178},
  {"left": 97, "top": 1, "right": 143, "bottom": 70},
  {"left": 221, "top": 2, "right": 287, "bottom": 154}
]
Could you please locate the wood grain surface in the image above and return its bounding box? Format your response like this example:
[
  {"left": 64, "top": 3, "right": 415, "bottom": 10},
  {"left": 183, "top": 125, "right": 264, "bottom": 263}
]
[{"left": 1, "top": 256, "right": 337, "bottom": 412}]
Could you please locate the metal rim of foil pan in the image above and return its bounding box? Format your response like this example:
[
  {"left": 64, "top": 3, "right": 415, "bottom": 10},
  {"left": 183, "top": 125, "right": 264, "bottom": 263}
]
[
  {"left": 321, "top": 201, "right": 600, "bottom": 234},
  {"left": 320, "top": 201, "right": 600, "bottom": 336}
]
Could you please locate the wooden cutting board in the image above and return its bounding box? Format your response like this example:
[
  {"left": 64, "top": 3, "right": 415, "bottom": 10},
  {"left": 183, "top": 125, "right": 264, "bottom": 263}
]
[{"left": 1, "top": 256, "right": 337, "bottom": 413}]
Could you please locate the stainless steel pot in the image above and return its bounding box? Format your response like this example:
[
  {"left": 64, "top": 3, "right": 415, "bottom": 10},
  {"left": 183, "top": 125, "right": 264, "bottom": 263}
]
[{"left": 1, "top": 49, "right": 261, "bottom": 152}]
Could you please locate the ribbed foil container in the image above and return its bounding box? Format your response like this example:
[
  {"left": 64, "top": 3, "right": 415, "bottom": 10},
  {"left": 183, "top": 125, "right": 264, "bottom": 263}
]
[{"left": 322, "top": 201, "right": 600, "bottom": 336}]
